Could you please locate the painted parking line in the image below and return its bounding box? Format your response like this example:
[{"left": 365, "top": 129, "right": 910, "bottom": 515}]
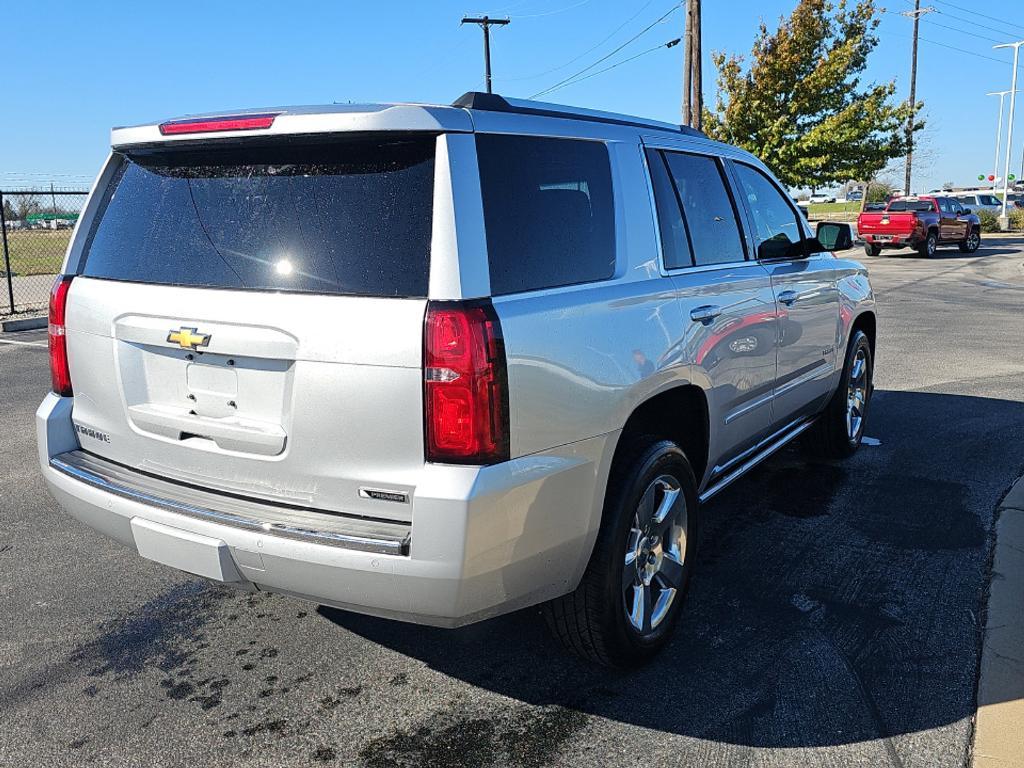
[{"left": 0, "top": 338, "right": 47, "bottom": 348}]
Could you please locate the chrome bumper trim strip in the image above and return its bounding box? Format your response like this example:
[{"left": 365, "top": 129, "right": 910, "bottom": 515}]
[{"left": 49, "top": 452, "right": 410, "bottom": 556}]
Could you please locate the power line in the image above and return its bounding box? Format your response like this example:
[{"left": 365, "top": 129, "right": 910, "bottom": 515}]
[
  {"left": 898, "top": 0, "right": 1024, "bottom": 41},
  {"left": 536, "top": 38, "right": 682, "bottom": 97},
  {"left": 499, "top": 0, "right": 658, "bottom": 83},
  {"left": 887, "top": 28, "right": 1024, "bottom": 68},
  {"left": 928, "top": 0, "right": 1024, "bottom": 35},
  {"left": 513, "top": 0, "right": 595, "bottom": 19},
  {"left": 531, "top": 2, "right": 681, "bottom": 98}
]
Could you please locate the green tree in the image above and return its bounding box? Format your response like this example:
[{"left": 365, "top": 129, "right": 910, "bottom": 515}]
[{"left": 703, "top": 0, "right": 922, "bottom": 189}]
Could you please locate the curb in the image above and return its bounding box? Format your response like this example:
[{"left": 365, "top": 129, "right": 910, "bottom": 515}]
[
  {"left": 1, "top": 316, "right": 47, "bottom": 333},
  {"left": 972, "top": 473, "right": 1024, "bottom": 768}
]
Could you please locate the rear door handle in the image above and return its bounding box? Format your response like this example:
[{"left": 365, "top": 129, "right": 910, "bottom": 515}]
[
  {"left": 690, "top": 305, "right": 722, "bottom": 324},
  {"left": 778, "top": 290, "right": 798, "bottom": 306}
]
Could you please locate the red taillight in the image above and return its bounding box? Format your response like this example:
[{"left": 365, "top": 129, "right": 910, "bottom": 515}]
[
  {"left": 158, "top": 113, "right": 278, "bottom": 135},
  {"left": 48, "top": 275, "right": 74, "bottom": 397},
  {"left": 424, "top": 301, "right": 509, "bottom": 464}
]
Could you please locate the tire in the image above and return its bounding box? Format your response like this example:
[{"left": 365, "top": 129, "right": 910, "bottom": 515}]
[
  {"left": 958, "top": 227, "right": 981, "bottom": 253},
  {"left": 542, "top": 437, "right": 699, "bottom": 667},
  {"left": 917, "top": 230, "right": 938, "bottom": 258},
  {"left": 804, "top": 330, "right": 873, "bottom": 460},
  {"left": 864, "top": 243, "right": 882, "bottom": 258}
]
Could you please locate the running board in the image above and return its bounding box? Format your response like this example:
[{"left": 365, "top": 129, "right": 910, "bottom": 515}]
[{"left": 698, "top": 418, "right": 815, "bottom": 504}]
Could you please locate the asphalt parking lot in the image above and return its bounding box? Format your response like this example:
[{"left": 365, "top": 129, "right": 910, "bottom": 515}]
[{"left": 2, "top": 240, "right": 1024, "bottom": 767}]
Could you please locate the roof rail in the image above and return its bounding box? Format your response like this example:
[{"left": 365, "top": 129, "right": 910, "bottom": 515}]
[{"left": 452, "top": 91, "right": 706, "bottom": 137}]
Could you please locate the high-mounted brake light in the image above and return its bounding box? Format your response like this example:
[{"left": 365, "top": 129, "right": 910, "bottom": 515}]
[
  {"left": 424, "top": 301, "right": 509, "bottom": 465},
  {"left": 159, "top": 113, "right": 278, "bottom": 135},
  {"left": 48, "top": 275, "right": 74, "bottom": 397}
]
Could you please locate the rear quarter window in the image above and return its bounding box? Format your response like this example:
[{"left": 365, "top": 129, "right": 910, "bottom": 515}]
[
  {"left": 476, "top": 134, "right": 615, "bottom": 295},
  {"left": 81, "top": 137, "right": 436, "bottom": 297}
]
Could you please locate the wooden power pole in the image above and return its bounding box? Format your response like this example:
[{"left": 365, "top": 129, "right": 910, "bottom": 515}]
[
  {"left": 681, "top": 0, "right": 702, "bottom": 130},
  {"left": 462, "top": 16, "right": 510, "bottom": 94},
  {"left": 901, "top": 1, "right": 933, "bottom": 195}
]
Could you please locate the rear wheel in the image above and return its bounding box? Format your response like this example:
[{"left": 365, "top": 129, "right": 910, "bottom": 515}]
[
  {"left": 804, "top": 330, "right": 873, "bottom": 459},
  {"left": 864, "top": 243, "right": 882, "bottom": 258},
  {"left": 958, "top": 228, "right": 981, "bottom": 253},
  {"left": 543, "top": 437, "right": 698, "bottom": 667},
  {"left": 918, "top": 231, "right": 938, "bottom": 258}
]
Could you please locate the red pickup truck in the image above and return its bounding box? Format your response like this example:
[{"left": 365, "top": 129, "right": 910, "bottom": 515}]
[{"left": 857, "top": 196, "right": 981, "bottom": 258}]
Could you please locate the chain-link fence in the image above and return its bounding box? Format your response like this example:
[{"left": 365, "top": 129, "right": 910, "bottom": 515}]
[{"left": 1, "top": 188, "right": 88, "bottom": 315}]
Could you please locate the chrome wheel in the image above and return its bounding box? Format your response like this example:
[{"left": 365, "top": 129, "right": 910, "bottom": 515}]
[
  {"left": 926, "top": 236, "right": 937, "bottom": 256},
  {"left": 846, "top": 348, "right": 869, "bottom": 441},
  {"left": 623, "top": 474, "right": 687, "bottom": 635},
  {"left": 967, "top": 231, "right": 980, "bottom": 251}
]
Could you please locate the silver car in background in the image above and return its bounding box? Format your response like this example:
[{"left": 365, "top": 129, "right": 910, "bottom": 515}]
[
  {"left": 950, "top": 191, "right": 1004, "bottom": 213},
  {"left": 37, "top": 93, "right": 876, "bottom": 666}
]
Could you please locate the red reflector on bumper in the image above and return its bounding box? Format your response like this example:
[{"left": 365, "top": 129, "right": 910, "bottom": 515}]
[{"left": 159, "top": 114, "right": 278, "bottom": 135}]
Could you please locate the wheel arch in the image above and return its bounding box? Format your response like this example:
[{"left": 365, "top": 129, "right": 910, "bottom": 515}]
[
  {"left": 850, "top": 310, "right": 876, "bottom": 357},
  {"left": 610, "top": 384, "right": 710, "bottom": 490}
]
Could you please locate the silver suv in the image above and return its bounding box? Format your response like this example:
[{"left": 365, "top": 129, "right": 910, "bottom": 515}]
[{"left": 37, "top": 93, "right": 875, "bottom": 666}]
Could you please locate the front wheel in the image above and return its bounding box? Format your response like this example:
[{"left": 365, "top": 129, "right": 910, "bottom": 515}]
[
  {"left": 543, "top": 438, "right": 698, "bottom": 667},
  {"left": 958, "top": 228, "right": 981, "bottom": 253},
  {"left": 804, "top": 330, "right": 873, "bottom": 460}
]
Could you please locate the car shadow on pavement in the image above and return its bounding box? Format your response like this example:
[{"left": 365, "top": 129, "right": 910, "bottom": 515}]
[
  {"left": 870, "top": 246, "right": 1022, "bottom": 261},
  {"left": 321, "top": 389, "right": 1024, "bottom": 749}
]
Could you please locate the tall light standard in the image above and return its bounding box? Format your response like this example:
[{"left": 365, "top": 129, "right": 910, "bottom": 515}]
[
  {"left": 994, "top": 41, "right": 1024, "bottom": 225},
  {"left": 987, "top": 90, "right": 1015, "bottom": 191}
]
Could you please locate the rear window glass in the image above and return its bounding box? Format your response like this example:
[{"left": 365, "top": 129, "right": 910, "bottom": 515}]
[
  {"left": 81, "top": 137, "right": 436, "bottom": 297},
  {"left": 476, "top": 134, "right": 615, "bottom": 295},
  {"left": 888, "top": 200, "right": 934, "bottom": 212}
]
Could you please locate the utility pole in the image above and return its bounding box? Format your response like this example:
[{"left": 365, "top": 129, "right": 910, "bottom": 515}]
[
  {"left": 681, "top": 0, "right": 702, "bottom": 130},
  {"left": 901, "top": 2, "right": 933, "bottom": 196},
  {"left": 995, "top": 41, "right": 1024, "bottom": 225},
  {"left": 461, "top": 16, "right": 510, "bottom": 94}
]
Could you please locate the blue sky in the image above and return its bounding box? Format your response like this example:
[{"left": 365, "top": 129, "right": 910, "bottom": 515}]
[{"left": 4, "top": 0, "right": 1024, "bottom": 192}]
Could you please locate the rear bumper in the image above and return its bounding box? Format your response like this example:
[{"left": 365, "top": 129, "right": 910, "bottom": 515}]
[
  {"left": 37, "top": 393, "right": 616, "bottom": 627},
  {"left": 861, "top": 233, "right": 919, "bottom": 246}
]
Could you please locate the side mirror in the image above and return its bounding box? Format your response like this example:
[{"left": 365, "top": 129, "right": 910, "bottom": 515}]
[{"left": 815, "top": 221, "right": 854, "bottom": 252}]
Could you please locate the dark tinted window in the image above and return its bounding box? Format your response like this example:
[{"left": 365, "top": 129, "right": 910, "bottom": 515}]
[
  {"left": 888, "top": 200, "right": 934, "bottom": 212},
  {"left": 734, "top": 163, "right": 803, "bottom": 260},
  {"left": 82, "top": 138, "right": 436, "bottom": 297},
  {"left": 476, "top": 134, "right": 615, "bottom": 295},
  {"left": 662, "top": 152, "right": 745, "bottom": 265},
  {"left": 646, "top": 150, "right": 693, "bottom": 269}
]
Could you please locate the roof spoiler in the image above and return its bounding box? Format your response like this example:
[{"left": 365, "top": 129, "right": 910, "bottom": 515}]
[{"left": 452, "top": 91, "right": 706, "bottom": 137}]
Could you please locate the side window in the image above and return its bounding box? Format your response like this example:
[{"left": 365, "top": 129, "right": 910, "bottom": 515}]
[
  {"left": 980, "top": 195, "right": 1000, "bottom": 206},
  {"left": 733, "top": 163, "right": 804, "bottom": 260},
  {"left": 645, "top": 149, "right": 693, "bottom": 269},
  {"left": 950, "top": 200, "right": 964, "bottom": 214},
  {"left": 476, "top": 134, "right": 615, "bottom": 295},
  {"left": 937, "top": 198, "right": 951, "bottom": 213},
  {"left": 662, "top": 151, "right": 746, "bottom": 266}
]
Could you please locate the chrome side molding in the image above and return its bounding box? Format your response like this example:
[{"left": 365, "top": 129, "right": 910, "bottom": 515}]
[{"left": 699, "top": 418, "right": 815, "bottom": 504}]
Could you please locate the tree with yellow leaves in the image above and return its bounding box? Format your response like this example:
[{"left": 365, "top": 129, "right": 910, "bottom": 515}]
[{"left": 704, "top": 0, "right": 922, "bottom": 189}]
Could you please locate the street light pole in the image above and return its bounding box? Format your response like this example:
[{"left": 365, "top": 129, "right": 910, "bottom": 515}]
[
  {"left": 995, "top": 41, "right": 1024, "bottom": 224},
  {"left": 987, "top": 90, "right": 1010, "bottom": 191}
]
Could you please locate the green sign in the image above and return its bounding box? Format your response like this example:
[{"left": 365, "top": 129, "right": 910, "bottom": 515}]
[{"left": 26, "top": 212, "right": 79, "bottom": 222}]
